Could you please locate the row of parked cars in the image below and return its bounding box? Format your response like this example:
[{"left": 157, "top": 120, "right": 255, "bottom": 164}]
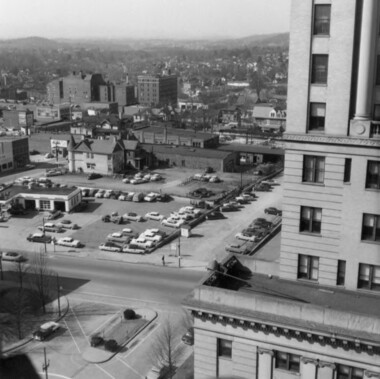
[
  {"left": 193, "top": 173, "right": 221, "bottom": 183},
  {"left": 122, "top": 172, "right": 162, "bottom": 184},
  {"left": 81, "top": 188, "right": 171, "bottom": 203}
]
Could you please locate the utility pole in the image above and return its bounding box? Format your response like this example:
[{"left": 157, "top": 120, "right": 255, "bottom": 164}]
[
  {"left": 42, "top": 217, "right": 47, "bottom": 254},
  {"left": 0, "top": 254, "right": 3, "bottom": 280},
  {"left": 42, "top": 347, "right": 49, "bottom": 379},
  {"left": 56, "top": 274, "right": 61, "bottom": 317},
  {"left": 178, "top": 236, "right": 181, "bottom": 268}
]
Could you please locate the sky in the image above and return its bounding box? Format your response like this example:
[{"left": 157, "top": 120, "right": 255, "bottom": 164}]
[{"left": 0, "top": 0, "right": 291, "bottom": 40}]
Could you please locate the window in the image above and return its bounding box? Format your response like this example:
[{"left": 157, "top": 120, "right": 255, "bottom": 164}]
[
  {"left": 337, "top": 364, "right": 364, "bottom": 379},
  {"left": 218, "top": 339, "right": 232, "bottom": 358},
  {"left": 298, "top": 255, "right": 319, "bottom": 281},
  {"left": 303, "top": 156, "right": 325, "bottom": 183},
  {"left": 311, "top": 55, "right": 328, "bottom": 84},
  {"left": 358, "top": 264, "right": 380, "bottom": 291},
  {"left": 361, "top": 214, "right": 380, "bottom": 242},
  {"left": 377, "top": 56, "right": 380, "bottom": 85},
  {"left": 366, "top": 161, "right": 380, "bottom": 189},
  {"left": 275, "top": 351, "right": 300, "bottom": 372},
  {"left": 313, "top": 4, "right": 331, "bottom": 35},
  {"left": 86, "top": 163, "right": 96, "bottom": 169},
  {"left": 374, "top": 105, "right": 380, "bottom": 121},
  {"left": 309, "top": 103, "right": 326, "bottom": 131},
  {"left": 300, "top": 206, "right": 322, "bottom": 234},
  {"left": 344, "top": 158, "right": 352, "bottom": 183},
  {"left": 39, "top": 200, "right": 51, "bottom": 210},
  {"left": 337, "top": 260, "right": 346, "bottom": 285},
  {"left": 2, "top": 164, "right": 6, "bottom": 170}
]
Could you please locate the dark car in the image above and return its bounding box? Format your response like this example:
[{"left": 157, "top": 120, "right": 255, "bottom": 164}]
[
  {"left": 29, "top": 149, "right": 40, "bottom": 155},
  {"left": 181, "top": 327, "right": 194, "bottom": 345},
  {"left": 33, "top": 321, "right": 60, "bottom": 341},
  {"left": 206, "top": 211, "right": 225, "bottom": 220},
  {"left": 102, "top": 215, "right": 111, "bottom": 223},
  {"left": 264, "top": 207, "right": 282, "bottom": 216},
  {"left": 250, "top": 218, "right": 273, "bottom": 229},
  {"left": 255, "top": 183, "right": 272, "bottom": 192},
  {"left": 90, "top": 335, "right": 104, "bottom": 347},
  {"left": 220, "top": 205, "right": 238, "bottom": 212},
  {"left": 87, "top": 173, "right": 102, "bottom": 180},
  {"left": 156, "top": 193, "right": 171, "bottom": 202},
  {"left": 27, "top": 233, "right": 52, "bottom": 243}
]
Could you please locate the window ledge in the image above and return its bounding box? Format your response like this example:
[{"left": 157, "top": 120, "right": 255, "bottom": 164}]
[
  {"left": 310, "top": 83, "right": 327, "bottom": 87},
  {"left": 274, "top": 368, "right": 301, "bottom": 376},
  {"left": 297, "top": 278, "right": 319, "bottom": 284},
  {"left": 365, "top": 188, "right": 380, "bottom": 192},
  {"left": 360, "top": 240, "right": 380, "bottom": 245},
  {"left": 301, "top": 182, "right": 325, "bottom": 186},
  {"left": 343, "top": 182, "right": 351, "bottom": 185},
  {"left": 299, "top": 232, "right": 322, "bottom": 237}
]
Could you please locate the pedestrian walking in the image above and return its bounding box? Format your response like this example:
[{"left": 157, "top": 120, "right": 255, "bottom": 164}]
[{"left": 162, "top": 255, "right": 165, "bottom": 266}]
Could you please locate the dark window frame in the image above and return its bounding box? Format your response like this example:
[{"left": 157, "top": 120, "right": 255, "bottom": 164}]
[
  {"left": 309, "top": 102, "right": 326, "bottom": 131},
  {"left": 298, "top": 254, "right": 319, "bottom": 281},
  {"left": 361, "top": 213, "right": 380, "bottom": 242},
  {"left": 217, "top": 339, "right": 232, "bottom": 359},
  {"left": 275, "top": 351, "right": 300, "bottom": 372},
  {"left": 358, "top": 263, "right": 380, "bottom": 291},
  {"left": 344, "top": 158, "right": 352, "bottom": 183},
  {"left": 337, "top": 364, "right": 364, "bottom": 379},
  {"left": 366, "top": 161, "right": 380, "bottom": 189},
  {"left": 300, "top": 206, "right": 322, "bottom": 234},
  {"left": 311, "top": 55, "right": 329, "bottom": 84},
  {"left": 337, "top": 260, "right": 346, "bottom": 286},
  {"left": 313, "top": 4, "right": 331, "bottom": 35},
  {"left": 303, "top": 155, "right": 325, "bottom": 183}
]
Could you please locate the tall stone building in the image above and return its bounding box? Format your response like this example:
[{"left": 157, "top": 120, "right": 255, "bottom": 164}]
[{"left": 183, "top": 1, "right": 380, "bottom": 378}]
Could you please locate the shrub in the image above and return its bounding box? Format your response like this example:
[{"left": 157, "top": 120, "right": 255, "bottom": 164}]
[
  {"left": 104, "top": 339, "right": 118, "bottom": 352},
  {"left": 123, "top": 309, "right": 136, "bottom": 320}
]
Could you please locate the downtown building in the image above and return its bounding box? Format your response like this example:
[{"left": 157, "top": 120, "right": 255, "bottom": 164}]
[
  {"left": 183, "top": 1, "right": 380, "bottom": 378},
  {"left": 137, "top": 71, "right": 178, "bottom": 107}
]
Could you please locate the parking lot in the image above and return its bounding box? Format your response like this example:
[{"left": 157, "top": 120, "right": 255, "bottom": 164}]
[{"left": 1, "top": 170, "right": 284, "bottom": 269}]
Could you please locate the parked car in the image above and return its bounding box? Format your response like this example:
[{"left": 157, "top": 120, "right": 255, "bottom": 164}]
[
  {"left": 132, "top": 192, "right": 144, "bottom": 202},
  {"left": 46, "top": 210, "right": 62, "bottom": 220},
  {"left": 88, "top": 188, "right": 98, "bottom": 197},
  {"left": 209, "top": 176, "right": 221, "bottom": 183},
  {"left": 235, "top": 233, "right": 259, "bottom": 242},
  {"left": 235, "top": 196, "right": 249, "bottom": 204},
  {"left": 38, "top": 224, "right": 63, "bottom": 233},
  {"left": 251, "top": 218, "right": 273, "bottom": 229},
  {"left": 1, "top": 251, "right": 24, "bottom": 262},
  {"left": 81, "top": 188, "right": 90, "bottom": 197},
  {"left": 122, "top": 244, "right": 146, "bottom": 254},
  {"left": 141, "top": 230, "right": 163, "bottom": 243},
  {"left": 99, "top": 242, "right": 122, "bottom": 252},
  {"left": 171, "top": 211, "right": 194, "bottom": 221},
  {"left": 57, "top": 237, "right": 82, "bottom": 248},
  {"left": 29, "top": 149, "right": 40, "bottom": 155},
  {"left": 102, "top": 215, "right": 111, "bottom": 223},
  {"left": 33, "top": 321, "right": 60, "bottom": 341},
  {"left": 255, "top": 183, "right": 272, "bottom": 192},
  {"left": 27, "top": 232, "right": 52, "bottom": 243},
  {"left": 121, "top": 228, "right": 134, "bottom": 235},
  {"left": 87, "top": 173, "right": 102, "bottom": 180},
  {"left": 220, "top": 205, "right": 238, "bottom": 212},
  {"left": 57, "top": 221, "right": 79, "bottom": 230},
  {"left": 150, "top": 174, "right": 162, "bottom": 181},
  {"left": 225, "top": 243, "right": 250, "bottom": 254},
  {"left": 46, "top": 169, "right": 62, "bottom": 177},
  {"left": 107, "top": 232, "right": 131, "bottom": 243},
  {"left": 156, "top": 193, "right": 171, "bottom": 202},
  {"left": 181, "top": 327, "right": 194, "bottom": 345},
  {"left": 103, "top": 190, "right": 114, "bottom": 199},
  {"left": 44, "top": 153, "right": 54, "bottom": 159},
  {"left": 95, "top": 190, "right": 105, "bottom": 198},
  {"left": 206, "top": 211, "right": 224, "bottom": 220},
  {"left": 123, "top": 212, "right": 143, "bottom": 222},
  {"left": 262, "top": 179, "right": 280, "bottom": 186},
  {"left": 264, "top": 207, "right": 282, "bottom": 216},
  {"left": 161, "top": 218, "right": 185, "bottom": 228},
  {"left": 144, "top": 192, "right": 159, "bottom": 202},
  {"left": 130, "top": 237, "right": 154, "bottom": 249},
  {"left": 145, "top": 212, "right": 164, "bottom": 221}
]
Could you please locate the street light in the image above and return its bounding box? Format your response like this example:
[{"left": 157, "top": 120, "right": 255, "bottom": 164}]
[{"left": 56, "top": 274, "right": 62, "bottom": 317}]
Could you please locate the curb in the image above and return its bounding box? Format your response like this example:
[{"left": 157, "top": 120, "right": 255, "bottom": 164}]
[
  {"left": 2, "top": 295, "right": 70, "bottom": 355},
  {"left": 82, "top": 309, "right": 158, "bottom": 364}
]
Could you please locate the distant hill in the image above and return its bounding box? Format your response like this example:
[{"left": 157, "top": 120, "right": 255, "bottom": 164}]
[
  {"left": 0, "top": 37, "right": 62, "bottom": 50},
  {"left": 0, "top": 33, "right": 289, "bottom": 51}
]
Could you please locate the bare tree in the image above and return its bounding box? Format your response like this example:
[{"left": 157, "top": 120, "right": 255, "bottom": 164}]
[
  {"left": 13, "top": 260, "right": 29, "bottom": 290},
  {"left": 150, "top": 318, "right": 177, "bottom": 379},
  {"left": 28, "top": 251, "right": 53, "bottom": 314}
]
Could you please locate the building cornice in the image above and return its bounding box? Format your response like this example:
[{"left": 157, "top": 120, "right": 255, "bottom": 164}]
[
  {"left": 190, "top": 310, "right": 380, "bottom": 356},
  {"left": 282, "top": 133, "right": 380, "bottom": 148}
]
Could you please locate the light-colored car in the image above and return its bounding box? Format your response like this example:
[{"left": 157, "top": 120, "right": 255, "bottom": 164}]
[
  {"left": 144, "top": 192, "right": 158, "bottom": 202},
  {"left": 180, "top": 206, "right": 203, "bottom": 215},
  {"left": 145, "top": 212, "right": 164, "bottom": 221},
  {"left": 99, "top": 242, "right": 122, "bottom": 252},
  {"left": 1, "top": 251, "right": 24, "bottom": 262},
  {"left": 103, "top": 190, "right": 114, "bottom": 198},
  {"left": 130, "top": 178, "right": 143, "bottom": 185},
  {"left": 130, "top": 237, "right": 154, "bottom": 249},
  {"left": 161, "top": 218, "right": 185, "bottom": 228},
  {"left": 209, "top": 175, "right": 221, "bottom": 183},
  {"left": 122, "top": 244, "right": 146, "bottom": 254},
  {"left": 33, "top": 321, "right": 60, "bottom": 341},
  {"left": 46, "top": 210, "right": 62, "bottom": 220},
  {"left": 95, "top": 190, "right": 105, "bottom": 198},
  {"left": 123, "top": 212, "right": 143, "bottom": 222},
  {"left": 171, "top": 212, "right": 194, "bottom": 221},
  {"left": 38, "top": 224, "right": 63, "bottom": 233},
  {"left": 121, "top": 228, "right": 134, "bottom": 235},
  {"left": 141, "top": 231, "right": 163, "bottom": 243},
  {"left": 57, "top": 222, "right": 79, "bottom": 230},
  {"left": 107, "top": 232, "right": 131, "bottom": 243},
  {"left": 150, "top": 174, "right": 162, "bottom": 181},
  {"left": 235, "top": 233, "right": 259, "bottom": 242},
  {"left": 57, "top": 237, "right": 82, "bottom": 248}
]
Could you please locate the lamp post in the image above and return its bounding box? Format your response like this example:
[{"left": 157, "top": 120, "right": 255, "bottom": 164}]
[
  {"left": 56, "top": 274, "right": 61, "bottom": 317},
  {"left": 42, "top": 217, "right": 47, "bottom": 254},
  {"left": 0, "top": 254, "right": 3, "bottom": 280},
  {"left": 42, "top": 347, "right": 49, "bottom": 379}
]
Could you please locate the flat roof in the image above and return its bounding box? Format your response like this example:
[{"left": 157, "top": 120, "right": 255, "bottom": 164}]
[
  {"left": 217, "top": 143, "right": 284, "bottom": 155},
  {"left": 0, "top": 184, "right": 79, "bottom": 198},
  {"left": 134, "top": 126, "right": 216, "bottom": 140},
  {"left": 141, "top": 143, "right": 233, "bottom": 159},
  {"left": 184, "top": 255, "right": 380, "bottom": 343}
]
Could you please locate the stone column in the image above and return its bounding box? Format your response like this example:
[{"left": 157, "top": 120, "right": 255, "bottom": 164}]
[
  {"left": 257, "top": 348, "right": 274, "bottom": 379},
  {"left": 301, "top": 357, "right": 318, "bottom": 379},
  {"left": 354, "top": 0, "right": 378, "bottom": 120},
  {"left": 318, "top": 361, "right": 336, "bottom": 379}
]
